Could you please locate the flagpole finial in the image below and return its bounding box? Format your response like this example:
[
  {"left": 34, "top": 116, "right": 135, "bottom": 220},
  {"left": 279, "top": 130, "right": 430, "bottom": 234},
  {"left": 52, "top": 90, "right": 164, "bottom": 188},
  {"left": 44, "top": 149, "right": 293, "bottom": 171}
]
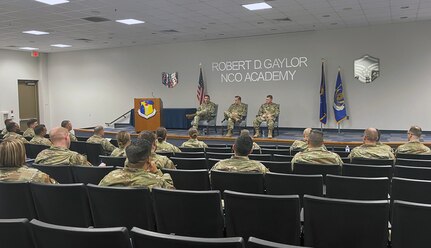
[
  {"left": 199, "top": 63, "right": 202, "bottom": 67},
  {"left": 321, "top": 58, "right": 326, "bottom": 62},
  {"left": 338, "top": 66, "right": 341, "bottom": 71}
]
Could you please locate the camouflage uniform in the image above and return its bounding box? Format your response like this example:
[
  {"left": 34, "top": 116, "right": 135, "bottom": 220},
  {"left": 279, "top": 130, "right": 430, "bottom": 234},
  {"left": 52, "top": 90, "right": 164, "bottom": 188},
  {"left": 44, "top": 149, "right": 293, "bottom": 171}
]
[
  {"left": 291, "top": 146, "right": 343, "bottom": 169},
  {"left": 348, "top": 144, "right": 395, "bottom": 161},
  {"left": 180, "top": 139, "right": 208, "bottom": 148},
  {"left": 30, "top": 136, "right": 52, "bottom": 146},
  {"left": 23, "top": 128, "right": 35, "bottom": 138},
  {"left": 111, "top": 147, "right": 126, "bottom": 157},
  {"left": 224, "top": 103, "right": 247, "bottom": 131},
  {"left": 396, "top": 141, "right": 431, "bottom": 155},
  {"left": 253, "top": 103, "right": 280, "bottom": 131},
  {"left": 35, "top": 146, "right": 92, "bottom": 166},
  {"left": 87, "top": 134, "right": 117, "bottom": 155},
  {"left": 69, "top": 132, "right": 78, "bottom": 142},
  {"left": 156, "top": 140, "right": 181, "bottom": 153},
  {"left": 290, "top": 140, "right": 308, "bottom": 153},
  {"left": 0, "top": 166, "right": 57, "bottom": 184},
  {"left": 377, "top": 142, "right": 394, "bottom": 153},
  {"left": 252, "top": 142, "right": 261, "bottom": 150},
  {"left": 211, "top": 156, "right": 269, "bottom": 174},
  {"left": 151, "top": 152, "right": 176, "bottom": 169},
  {"left": 192, "top": 101, "right": 217, "bottom": 129},
  {"left": 3, "top": 132, "right": 28, "bottom": 143}
]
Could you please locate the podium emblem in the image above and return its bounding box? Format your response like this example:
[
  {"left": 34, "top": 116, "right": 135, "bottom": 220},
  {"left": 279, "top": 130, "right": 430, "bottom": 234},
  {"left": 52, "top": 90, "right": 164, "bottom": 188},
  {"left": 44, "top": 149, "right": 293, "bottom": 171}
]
[{"left": 138, "top": 100, "right": 157, "bottom": 119}]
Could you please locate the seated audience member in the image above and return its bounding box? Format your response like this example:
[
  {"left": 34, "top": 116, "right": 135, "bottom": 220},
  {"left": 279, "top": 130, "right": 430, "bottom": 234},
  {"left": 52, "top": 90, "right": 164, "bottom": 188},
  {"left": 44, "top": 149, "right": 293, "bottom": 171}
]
[
  {"left": 291, "top": 130, "right": 343, "bottom": 169},
  {"left": 23, "top": 118, "right": 38, "bottom": 138},
  {"left": 396, "top": 125, "right": 431, "bottom": 155},
  {"left": 87, "top": 125, "right": 117, "bottom": 155},
  {"left": 111, "top": 131, "right": 130, "bottom": 157},
  {"left": 376, "top": 129, "right": 394, "bottom": 153},
  {"left": 0, "top": 139, "right": 56, "bottom": 184},
  {"left": 35, "top": 127, "right": 91, "bottom": 166},
  {"left": 180, "top": 128, "right": 208, "bottom": 148},
  {"left": 155, "top": 127, "right": 181, "bottom": 153},
  {"left": 1, "top": 118, "right": 12, "bottom": 136},
  {"left": 211, "top": 134, "right": 269, "bottom": 173},
  {"left": 99, "top": 139, "right": 174, "bottom": 189},
  {"left": 30, "top": 124, "right": 52, "bottom": 146},
  {"left": 3, "top": 122, "right": 28, "bottom": 143},
  {"left": 240, "top": 129, "right": 260, "bottom": 151},
  {"left": 348, "top": 128, "right": 395, "bottom": 161},
  {"left": 139, "top": 131, "right": 176, "bottom": 169},
  {"left": 61, "top": 120, "right": 77, "bottom": 141},
  {"left": 290, "top": 128, "right": 312, "bottom": 153}
]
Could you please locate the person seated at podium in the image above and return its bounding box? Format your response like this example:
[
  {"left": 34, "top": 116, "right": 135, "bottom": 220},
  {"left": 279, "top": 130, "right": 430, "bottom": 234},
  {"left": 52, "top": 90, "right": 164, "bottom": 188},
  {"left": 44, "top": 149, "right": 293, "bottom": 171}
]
[
  {"left": 23, "top": 118, "right": 38, "bottom": 138},
  {"left": 155, "top": 127, "right": 181, "bottom": 153},
  {"left": 396, "top": 125, "right": 431, "bottom": 155},
  {"left": 139, "top": 131, "right": 176, "bottom": 170},
  {"left": 87, "top": 126, "right": 117, "bottom": 156},
  {"left": 111, "top": 131, "right": 130, "bottom": 157},
  {"left": 3, "top": 122, "right": 28, "bottom": 143},
  {"left": 224, "top": 96, "right": 247, "bottom": 137},
  {"left": 348, "top": 128, "right": 395, "bottom": 161},
  {"left": 290, "top": 128, "right": 312, "bottom": 153},
  {"left": 30, "top": 124, "right": 52, "bottom": 146},
  {"left": 181, "top": 128, "right": 208, "bottom": 148},
  {"left": 61, "top": 120, "right": 77, "bottom": 142},
  {"left": 187, "top": 95, "right": 217, "bottom": 130}
]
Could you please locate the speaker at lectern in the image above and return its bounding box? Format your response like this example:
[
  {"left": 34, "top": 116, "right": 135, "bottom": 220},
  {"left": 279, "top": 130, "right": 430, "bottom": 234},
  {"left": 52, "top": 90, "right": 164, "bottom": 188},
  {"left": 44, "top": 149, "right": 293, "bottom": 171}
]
[{"left": 134, "top": 98, "right": 162, "bottom": 132}]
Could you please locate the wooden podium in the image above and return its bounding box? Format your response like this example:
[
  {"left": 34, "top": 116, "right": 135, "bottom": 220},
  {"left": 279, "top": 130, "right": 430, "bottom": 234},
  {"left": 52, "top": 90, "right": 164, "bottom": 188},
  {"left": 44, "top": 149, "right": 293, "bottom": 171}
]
[{"left": 134, "top": 98, "right": 162, "bottom": 132}]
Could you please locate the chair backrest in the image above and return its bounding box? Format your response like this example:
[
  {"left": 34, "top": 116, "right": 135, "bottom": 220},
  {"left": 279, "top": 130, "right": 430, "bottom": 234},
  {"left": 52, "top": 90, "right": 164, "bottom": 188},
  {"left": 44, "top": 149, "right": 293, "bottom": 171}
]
[
  {"left": 110, "top": 139, "right": 118, "bottom": 147},
  {"left": 206, "top": 147, "right": 233, "bottom": 153},
  {"left": 86, "top": 184, "right": 155, "bottom": 230},
  {"left": 100, "top": 155, "right": 126, "bottom": 167},
  {"left": 70, "top": 141, "right": 87, "bottom": 155},
  {"left": 303, "top": 195, "right": 389, "bottom": 248},
  {"left": 131, "top": 227, "right": 244, "bottom": 248},
  {"left": 0, "top": 182, "right": 37, "bottom": 219},
  {"left": 170, "top": 157, "right": 208, "bottom": 170},
  {"left": 394, "top": 165, "right": 431, "bottom": 180},
  {"left": 259, "top": 161, "right": 292, "bottom": 174},
  {"left": 395, "top": 158, "right": 431, "bottom": 167},
  {"left": 85, "top": 143, "right": 103, "bottom": 165},
  {"left": 351, "top": 158, "right": 394, "bottom": 165},
  {"left": 396, "top": 153, "right": 431, "bottom": 160},
  {"left": 261, "top": 149, "right": 290, "bottom": 155},
  {"left": 342, "top": 163, "right": 393, "bottom": 178},
  {"left": 272, "top": 154, "right": 294, "bottom": 162},
  {"left": 172, "top": 152, "right": 205, "bottom": 158},
  {"left": 326, "top": 175, "right": 389, "bottom": 200},
  {"left": 30, "top": 219, "right": 132, "bottom": 248},
  {"left": 207, "top": 144, "right": 228, "bottom": 148},
  {"left": 391, "top": 177, "right": 431, "bottom": 204},
  {"left": 161, "top": 168, "right": 210, "bottom": 190},
  {"left": 392, "top": 200, "right": 431, "bottom": 248},
  {"left": 32, "top": 164, "right": 75, "bottom": 183},
  {"left": 155, "top": 151, "right": 174, "bottom": 158},
  {"left": 25, "top": 143, "right": 50, "bottom": 159},
  {"left": 207, "top": 158, "right": 221, "bottom": 170},
  {"left": 333, "top": 151, "right": 350, "bottom": 158},
  {"left": 30, "top": 183, "right": 93, "bottom": 227},
  {"left": 260, "top": 145, "right": 278, "bottom": 149},
  {"left": 179, "top": 147, "right": 205, "bottom": 153},
  {"left": 247, "top": 237, "right": 309, "bottom": 248},
  {"left": 293, "top": 163, "right": 341, "bottom": 183},
  {"left": 211, "top": 170, "right": 265, "bottom": 194},
  {"left": 71, "top": 166, "right": 116, "bottom": 184},
  {"left": 76, "top": 136, "right": 88, "bottom": 142},
  {"left": 152, "top": 188, "right": 224, "bottom": 238},
  {"left": 0, "top": 218, "right": 35, "bottom": 248},
  {"left": 224, "top": 191, "right": 300, "bottom": 245},
  {"left": 206, "top": 152, "right": 234, "bottom": 160},
  {"left": 248, "top": 154, "right": 272, "bottom": 161}
]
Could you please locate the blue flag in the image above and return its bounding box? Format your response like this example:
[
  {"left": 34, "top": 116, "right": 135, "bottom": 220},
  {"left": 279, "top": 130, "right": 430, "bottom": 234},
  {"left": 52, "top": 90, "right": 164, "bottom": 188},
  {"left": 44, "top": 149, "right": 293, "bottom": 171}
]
[
  {"left": 333, "top": 70, "right": 347, "bottom": 123},
  {"left": 319, "top": 62, "right": 327, "bottom": 124}
]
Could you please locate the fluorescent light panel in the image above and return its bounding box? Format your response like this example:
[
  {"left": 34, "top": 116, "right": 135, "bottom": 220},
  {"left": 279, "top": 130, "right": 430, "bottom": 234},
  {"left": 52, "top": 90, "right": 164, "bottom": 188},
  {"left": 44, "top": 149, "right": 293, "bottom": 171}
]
[
  {"left": 51, "top": 44, "right": 71, "bottom": 48},
  {"left": 35, "top": 0, "right": 69, "bottom": 5},
  {"left": 115, "top": 19, "right": 145, "bottom": 25},
  {"left": 23, "top": 30, "right": 49, "bottom": 35},
  {"left": 242, "top": 2, "right": 272, "bottom": 11},
  {"left": 19, "top": 47, "right": 39, "bottom": 50}
]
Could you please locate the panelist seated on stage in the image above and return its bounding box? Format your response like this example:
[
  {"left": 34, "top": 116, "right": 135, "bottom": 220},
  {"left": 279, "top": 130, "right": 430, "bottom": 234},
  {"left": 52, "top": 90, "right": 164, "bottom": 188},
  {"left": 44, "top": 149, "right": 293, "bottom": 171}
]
[
  {"left": 348, "top": 128, "right": 395, "bottom": 161},
  {"left": 155, "top": 127, "right": 181, "bottom": 153},
  {"left": 290, "top": 128, "right": 312, "bottom": 153},
  {"left": 188, "top": 94, "right": 217, "bottom": 130},
  {"left": 138, "top": 131, "right": 176, "bottom": 170},
  {"left": 30, "top": 124, "right": 52, "bottom": 147},
  {"left": 291, "top": 130, "right": 343, "bottom": 169},
  {"left": 23, "top": 118, "right": 38, "bottom": 138},
  {"left": 3, "top": 122, "right": 28, "bottom": 144},
  {"left": 35, "top": 127, "right": 92, "bottom": 166},
  {"left": 224, "top": 96, "right": 247, "bottom": 137},
  {"left": 87, "top": 125, "right": 117, "bottom": 156},
  {"left": 181, "top": 128, "right": 208, "bottom": 148},
  {"left": 253, "top": 95, "right": 279, "bottom": 139},
  {"left": 111, "top": 131, "right": 131, "bottom": 157},
  {"left": 61, "top": 120, "right": 77, "bottom": 142},
  {"left": 396, "top": 125, "right": 431, "bottom": 155}
]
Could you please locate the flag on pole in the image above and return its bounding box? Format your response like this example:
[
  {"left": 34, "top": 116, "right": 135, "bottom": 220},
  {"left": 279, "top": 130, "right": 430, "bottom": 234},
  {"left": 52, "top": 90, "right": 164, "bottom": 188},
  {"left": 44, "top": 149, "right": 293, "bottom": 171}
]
[
  {"left": 196, "top": 66, "right": 205, "bottom": 104},
  {"left": 333, "top": 69, "right": 347, "bottom": 123},
  {"left": 319, "top": 61, "right": 327, "bottom": 125}
]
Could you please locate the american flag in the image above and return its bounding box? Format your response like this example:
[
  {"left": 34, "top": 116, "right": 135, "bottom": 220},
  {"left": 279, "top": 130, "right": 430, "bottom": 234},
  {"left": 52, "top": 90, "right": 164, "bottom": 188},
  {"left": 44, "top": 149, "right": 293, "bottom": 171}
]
[{"left": 197, "top": 67, "right": 205, "bottom": 104}]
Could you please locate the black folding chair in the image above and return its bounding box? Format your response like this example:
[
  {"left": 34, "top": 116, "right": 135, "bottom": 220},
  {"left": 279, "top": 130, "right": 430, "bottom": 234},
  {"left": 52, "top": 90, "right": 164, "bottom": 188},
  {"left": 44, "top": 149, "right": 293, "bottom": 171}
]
[
  {"left": 32, "top": 164, "right": 74, "bottom": 183},
  {"left": 0, "top": 218, "right": 35, "bottom": 248},
  {"left": 326, "top": 175, "right": 389, "bottom": 200},
  {"left": 391, "top": 177, "right": 431, "bottom": 205},
  {"left": 0, "top": 182, "right": 37, "bottom": 219},
  {"left": 272, "top": 154, "right": 294, "bottom": 162},
  {"left": 172, "top": 152, "right": 205, "bottom": 158},
  {"left": 211, "top": 170, "right": 265, "bottom": 194},
  {"left": 161, "top": 168, "right": 210, "bottom": 190},
  {"left": 206, "top": 152, "right": 233, "bottom": 160},
  {"left": 396, "top": 153, "right": 431, "bottom": 160},
  {"left": 100, "top": 156, "right": 126, "bottom": 167},
  {"left": 71, "top": 166, "right": 116, "bottom": 184},
  {"left": 342, "top": 163, "right": 393, "bottom": 178},
  {"left": 179, "top": 147, "right": 205, "bottom": 152},
  {"left": 248, "top": 237, "right": 309, "bottom": 248},
  {"left": 259, "top": 161, "right": 292, "bottom": 174},
  {"left": 395, "top": 158, "right": 431, "bottom": 167},
  {"left": 85, "top": 143, "right": 103, "bottom": 165},
  {"left": 394, "top": 165, "right": 431, "bottom": 180},
  {"left": 70, "top": 141, "right": 87, "bottom": 155},
  {"left": 206, "top": 147, "right": 233, "bottom": 153},
  {"left": 261, "top": 148, "right": 290, "bottom": 155},
  {"left": 249, "top": 154, "right": 272, "bottom": 161},
  {"left": 25, "top": 143, "right": 50, "bottom": 159},
  {"left": 170, "top": 157, "right": 208, "bottom": 170},
  {"left": 351, "top": 158, "right": 394, "bottom": 165},
  {"left": 293, "top": 163, "right": 341, "bottom": 183}
]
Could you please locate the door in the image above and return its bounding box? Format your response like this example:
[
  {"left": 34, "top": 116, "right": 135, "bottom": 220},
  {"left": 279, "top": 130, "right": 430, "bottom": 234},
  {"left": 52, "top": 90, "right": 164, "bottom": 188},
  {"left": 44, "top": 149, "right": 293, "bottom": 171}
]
[{"left": 18, "top": 80, "right": 39, "bottom": 131}]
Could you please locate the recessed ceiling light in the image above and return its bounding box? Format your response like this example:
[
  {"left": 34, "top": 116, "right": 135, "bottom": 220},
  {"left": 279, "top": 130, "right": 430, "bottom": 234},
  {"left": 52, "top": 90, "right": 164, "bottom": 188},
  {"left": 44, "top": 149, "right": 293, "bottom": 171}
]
[
  {"left": 34, "top": 0, "right": 69, "bottom": 5},
  {"left": 242, "top": 2, "right": 272, "bottom": 11},
  {"left": 115, "top": 19, "right": 145, "bottom": 25},
  {"left": 322, "top": 15, "right": 331, "bottom": 18},
  {"left": 19, "top": 47, "right": 38, "bottom": 50},
  {"left": 51, "top": 44, "right": 71, "bottom": 48},
  {"left": 400, "top": 16, "right": 408, "bottom": 19},
  {"left": 400, "top": 6, "right": 409, "bottom": 9},
  {"left": 23, "top": 30, "right": 49, "bottom": 35},
  {"left": 257, "top": 21, "right": 265, "bottom": 24}
]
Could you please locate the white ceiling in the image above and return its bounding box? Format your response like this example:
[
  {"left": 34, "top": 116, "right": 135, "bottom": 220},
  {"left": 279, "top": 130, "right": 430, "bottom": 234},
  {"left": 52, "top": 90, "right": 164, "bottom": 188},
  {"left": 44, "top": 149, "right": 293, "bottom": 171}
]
[{"left": 0, "top": 0, "right": 429, "bottom": 52}]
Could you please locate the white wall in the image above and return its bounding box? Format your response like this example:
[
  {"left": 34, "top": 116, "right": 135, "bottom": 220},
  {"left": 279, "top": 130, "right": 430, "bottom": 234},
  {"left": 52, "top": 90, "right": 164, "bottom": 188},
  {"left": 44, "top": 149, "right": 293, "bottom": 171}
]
[{"left": 46, "top": 20, "right": 431, "bottom": 130}]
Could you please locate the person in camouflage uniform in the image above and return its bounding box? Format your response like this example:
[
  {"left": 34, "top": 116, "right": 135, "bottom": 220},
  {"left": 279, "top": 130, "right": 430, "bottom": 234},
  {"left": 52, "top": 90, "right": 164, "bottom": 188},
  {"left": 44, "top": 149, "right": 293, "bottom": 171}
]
[
  {"left": 224, "top": 96, "right": 247, "bottom": 137},
  {"left": 0, "top": 139, "right": 56, "bottom": 184},
  {"left": 180, "top": 128, "right": 208, "bottom": 148},
  {"left": 35, "top": 127, "right": 92, "bottom": 166},
  {"left": 0, "top": 118, "right": 12, "bottom": 136},
  {"left": 190, "top": 95, "right": 217, "bottom": 130},
  {"left": 290, "top": 128, "right": 312, "bottom": 153},
  {"left": 291, "top": 130, "right": 343, "bottom": 169},
  {"left": 30, "top": 124, "right": 52, "bottom": 146},
  {"left": 211, "top": 134, "right": 269, "bottom": 174},
  {"left": 396, "top": 126, "right": 431, "bottom": 155},
  {"left": 99, "top": 139, "right": 174, "bottom": 189},
  {"left": 3, "top": 122, "right": 28, "bottom": 143},
  {"left": 240, "top": 129, "right": 260, "bottom": 151},
  {"left": 253, "top": 95, "right": 280, "bottom": 139},
  {"left": 139, "top": 131, "right": 176, "bottom": 169},
  {"left": 348, "top": 128, "right": 395, "bottom": 161},
  {"left": 61, "top": 120, "right": 77, "bottom": 142},
  {"left": 111, "top": 131, "right": 130, "bottom": 157},
  {"left": 155, "top": 127, "right": 181, "bottom": 153},
  {"left": 23, "top": 118, "right": 38, "bottom": 138},
  {"left": 87, "top": 125, "right": 117, "bottom": 155}
]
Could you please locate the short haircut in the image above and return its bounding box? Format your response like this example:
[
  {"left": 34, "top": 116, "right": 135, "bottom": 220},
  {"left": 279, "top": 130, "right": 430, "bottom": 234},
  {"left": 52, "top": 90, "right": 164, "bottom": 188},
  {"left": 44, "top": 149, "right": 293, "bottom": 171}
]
[
  {"left": 4, "top": 118, "right": 12, "bottom": 125},
  {"left": 49, "top": 127, "right": 69, "bottom": 143},
  {"left": 27, "top": 118, "right": 37, "bottom": 127},
  {"left": 94, "top": 125, "right": 104, "bottom": 134},
  {"left": 266, "top": 95, "right": 273, "bottom": 99},
  {"left": 116, "top": 131, "right": 131, "bottom": 148},
  {"left": 0, "top": 139, "right": 26, "bottom": 167},
  {"left": 235, "top": 95, "right": 241, "bottom": 101},
  {"left": 188, "top": 128, "right": 198, "bottom": 138},
  {"left": 61, "top": 120, "right": 70, "bottom": 128},
  {"left": 156, "top": 127, "right": 167, "bottom": 142},
  {"left": 234, "top": 135, "right": 253, "bottom": 156},
  {"left": 126, "top": 139, "right": 152, "bottom": 164},
  {"left": 240, "top": 129, "right": 250, "bottom": 136},
  {"left": 409, "top": 126, "right": 422, "bottom": 137},
  {"left": 34, "top": 124, "right": 46, "bottom": 136},
  {"left": 6, "top": 122, "right": 17, "bottom": 132},
  {"left": 364, "top": 128, "right": 378, "bottom": 142},
  {"left": 204, "top": 94, "right": 210, "bottom": 98},
  {"left": 138, "top": 131, "right": 156, "bottom": 144},
  {"left": 308, "top": 130, "right": 324, "bottom": 147}
]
